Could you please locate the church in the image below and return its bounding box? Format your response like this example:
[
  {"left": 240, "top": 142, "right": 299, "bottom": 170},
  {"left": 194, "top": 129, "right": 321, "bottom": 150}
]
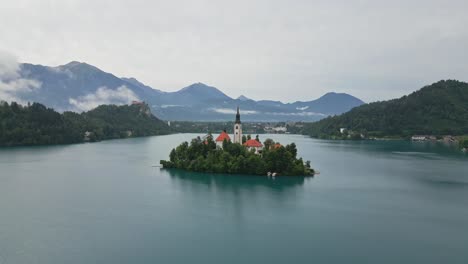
[{"left": 215, "top": 107, "right": 263, "bottom": 153}]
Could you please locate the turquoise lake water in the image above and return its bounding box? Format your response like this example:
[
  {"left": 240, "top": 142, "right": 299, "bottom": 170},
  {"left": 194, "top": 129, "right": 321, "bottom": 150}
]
[{"left": 0, "top": 134, "right": 467, "bottom": 263}]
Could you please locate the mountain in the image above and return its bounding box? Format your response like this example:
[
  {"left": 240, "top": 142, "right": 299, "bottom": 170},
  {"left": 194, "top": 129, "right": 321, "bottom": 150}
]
[
  {"left": 18, "top": 61, "right": 161, "bottom": 111},
  {"left": 155, "top": 82, "right": 232, "bottom": 106},
  {"left": 289, "top": 92, "right": 365, "bottom": 115},
  {"left": 11, "top": 61, "right": 365, "bottom": 121},
  {"left": 303, "top": 80, "right": 468, "bottom": 138},
  {"left": 237, "top": 95, "right": 252, "bottom": 101},
  {"left": 121, "top": 77, "right": 164, "bottom": 95},
  {"left": 0, "top": 101, "right": 170, "bottom": 147}
]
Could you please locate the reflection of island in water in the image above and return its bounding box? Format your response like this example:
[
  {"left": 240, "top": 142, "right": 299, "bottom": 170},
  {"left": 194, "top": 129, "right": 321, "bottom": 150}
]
[
  {"left": 162, "top": 168, "right": 311, "bottom": 195},
  {"left": 161, "top": 169, "right": 313, "bottom": 225}
]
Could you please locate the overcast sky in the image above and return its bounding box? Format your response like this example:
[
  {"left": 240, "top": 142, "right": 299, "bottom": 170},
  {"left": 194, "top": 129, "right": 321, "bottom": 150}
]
[{"left": 1, "top": 0, "right": 467, "bottom": 102}]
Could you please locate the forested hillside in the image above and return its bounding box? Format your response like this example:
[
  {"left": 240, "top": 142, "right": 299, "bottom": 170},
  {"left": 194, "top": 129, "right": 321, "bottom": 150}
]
[
  {"left": 0, "top": 102, "right": 171, "bottom": 147},
  {"left": 303, "top": 80, "right": 468, "bottom": 138}
]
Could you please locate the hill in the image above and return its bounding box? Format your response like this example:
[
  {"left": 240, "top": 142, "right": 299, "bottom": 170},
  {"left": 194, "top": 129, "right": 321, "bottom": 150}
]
[
  {"left": 303, "top": 80, "right": 468, "bottom": 138},
  {"left": 10, "top": 61, "right": 364, "bottom": 121},
  {"left": 288, "top": 92, "right": 365, "bottom": 115},
  {"left": 0, "top": 101, "right": 170, "bottom": 147}
]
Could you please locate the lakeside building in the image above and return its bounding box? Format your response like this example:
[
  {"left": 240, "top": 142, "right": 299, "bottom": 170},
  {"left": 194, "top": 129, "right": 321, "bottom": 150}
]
[
  {"left": 215, "top": 130, "right": 231, "bottom": 148},
  {"left": 264, "top": 126, "right": 287, "bottom": 133},
  {"left": 214, "top": 107, "right": 263, "bottom": 154},
  {"left": 215, "top": 107, "right": 242, "bottom": 148},
  {"left": 243, "top": 139, "right": 263, "bottom": 154}
]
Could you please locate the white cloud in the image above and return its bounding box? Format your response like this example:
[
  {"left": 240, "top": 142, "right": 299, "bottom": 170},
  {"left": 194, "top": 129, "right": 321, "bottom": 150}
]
[
  {"left": 68, "top": 85, "right": 140, "bottom": 112},
  {"left": 211, "top": 108, "right": 258, "bottom": 115},
  {"left": 296, "top": 106, "right": 309, "bottom": 111},
  {"left": 268, "top": 112, "right": 327, "bottom": 117},
  {"left": 160, "top": 104, "right": 184, "bottom": 108},
  {"left": 1, "top": 1, "right": 468, "bottom": 102},
  {"left": 210, "top": 107, "right": 325, "bottom": 117},
  {"left": 0, "top": 51, "right": 41, "bottom": 104},
  {"left": 48, "top": 66, "right": 75, "bottom": 79}
]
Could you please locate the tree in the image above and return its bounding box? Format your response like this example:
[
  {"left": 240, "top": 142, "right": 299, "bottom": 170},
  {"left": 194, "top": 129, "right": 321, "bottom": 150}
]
[
  {"left": 285, "top": 143, "right": 297, "bottom": 159},
  {"left": 0, "top": 102, "right": 171, "bottom": 147},
  {"left": 263, "top": 138, "right": 275, "bottom": 150},
  {"left": 161, "top": 136, "right": 313, "bottom": 176},
  {"left": 303, "top": 80, "right": 468, "bottom": 138},
  {"left": 169, "top": 149, "right": 176, "bottom": 162},
  {"left": 222, "top": 138, "right": 229, "bottom": 149}
]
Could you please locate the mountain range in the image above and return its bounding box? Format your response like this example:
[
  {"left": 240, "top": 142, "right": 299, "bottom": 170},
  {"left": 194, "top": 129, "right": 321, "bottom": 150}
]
[{"left": 13, "top": 61, "right": 365, "bottom": 121}]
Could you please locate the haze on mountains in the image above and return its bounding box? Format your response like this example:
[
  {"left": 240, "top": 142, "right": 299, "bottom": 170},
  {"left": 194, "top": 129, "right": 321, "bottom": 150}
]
[{"left": 7, "top": 60, "right": 365, "bottom": 121}]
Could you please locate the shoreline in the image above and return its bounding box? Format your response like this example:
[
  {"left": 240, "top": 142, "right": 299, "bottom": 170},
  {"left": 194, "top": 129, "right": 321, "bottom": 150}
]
[{"left": 160, "top": 167, "right": 316, "bottom": 178}]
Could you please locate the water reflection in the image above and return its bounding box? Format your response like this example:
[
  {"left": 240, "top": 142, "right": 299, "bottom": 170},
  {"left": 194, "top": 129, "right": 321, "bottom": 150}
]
[
  {"left": 163, "top": 168, "right": 310, "bottom": 192},
  {"left": 161, "top": 168, "right": 313, "bottom": 228}
]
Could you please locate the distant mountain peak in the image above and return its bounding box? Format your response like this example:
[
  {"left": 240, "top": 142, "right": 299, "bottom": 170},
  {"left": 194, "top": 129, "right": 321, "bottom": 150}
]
[
  {"left": 56, "top": 61, "right": 101, "bottom": 73},
  {"left": 237, "top": 95, "right": 252, "bottom": 101},
  {"left": 318, "top": 92, "right": 365, "bottom": 104},
  {"left": 179, "top": 83, "right": 228, "bottom": 95},
  {"left": 64, "top": 61, "right": 83, "bottom": 67},
  {"left": 180, "top": 82, "right": 211, "bottom": 91},
  {"left": 321, "top": 91, "right": 350, "bottom": 97}
]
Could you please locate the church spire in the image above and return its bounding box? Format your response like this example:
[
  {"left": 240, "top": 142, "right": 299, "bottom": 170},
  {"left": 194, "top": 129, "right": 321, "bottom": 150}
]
[{"left": 233, "top": 106, "right": 242, "bottom": 144}]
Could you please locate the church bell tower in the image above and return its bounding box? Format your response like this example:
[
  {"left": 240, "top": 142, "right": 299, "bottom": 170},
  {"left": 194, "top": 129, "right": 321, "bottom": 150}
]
[{"left": 233, "top": 106, "right": 242, "bottom": 144}]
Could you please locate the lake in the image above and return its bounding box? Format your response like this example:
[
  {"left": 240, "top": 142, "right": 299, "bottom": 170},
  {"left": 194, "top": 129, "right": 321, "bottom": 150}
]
[{"left": 0, "top": 134, "right": 467, "bottom": 264}]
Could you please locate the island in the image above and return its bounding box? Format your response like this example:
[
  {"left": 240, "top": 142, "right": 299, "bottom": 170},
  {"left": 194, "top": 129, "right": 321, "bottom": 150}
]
[{"left": 161, "top": 108, "right": 314, "bottom": 176}]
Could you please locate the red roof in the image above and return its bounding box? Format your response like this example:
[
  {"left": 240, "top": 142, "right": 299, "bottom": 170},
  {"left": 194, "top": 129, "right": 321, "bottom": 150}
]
[
  {"left": 243, "top": 139, "right": 263, "bottom": 148},
  {"left": 215, "top": 131, "right": 231, "bottom": 142}
]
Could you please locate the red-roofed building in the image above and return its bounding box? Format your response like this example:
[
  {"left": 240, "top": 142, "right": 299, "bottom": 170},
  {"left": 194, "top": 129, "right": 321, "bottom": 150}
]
[
  {"left": 273, "top": 143, "right": 282, "bottom": 149},
  {"left": 215, "top": 131, "right": 231, "bottom": 148},
  {"left": 243, "top": 139, "right": 263, "bottom": 154}
]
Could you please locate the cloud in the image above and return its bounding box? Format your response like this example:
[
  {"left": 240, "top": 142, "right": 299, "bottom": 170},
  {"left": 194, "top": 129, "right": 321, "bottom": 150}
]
[
  {"left": 268, "top": 111, "right": 327, "bottom": 117},
  {"left": 68, "top": 85, "right": 140, "bottom": 112},
  {"left": 296, "top": 106, "right": 309, "bottom": 111},
  {"left": 210, "top": 107, "right": 326, "bottom": 117},
  {"left": 48, "top": 65, "right": 75, "bottom": 79},
  {"left": 160, "top": 104, "right": 184, "bottom": 108},
  {"left": 2, "top": 1, "right": 468, "bottom": 102},
  {"left": 211, "top": 108, "right": 258, "bottom": 115},
  {"left": 0, "top": 51, "right": 41, "bottom": 103}
]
